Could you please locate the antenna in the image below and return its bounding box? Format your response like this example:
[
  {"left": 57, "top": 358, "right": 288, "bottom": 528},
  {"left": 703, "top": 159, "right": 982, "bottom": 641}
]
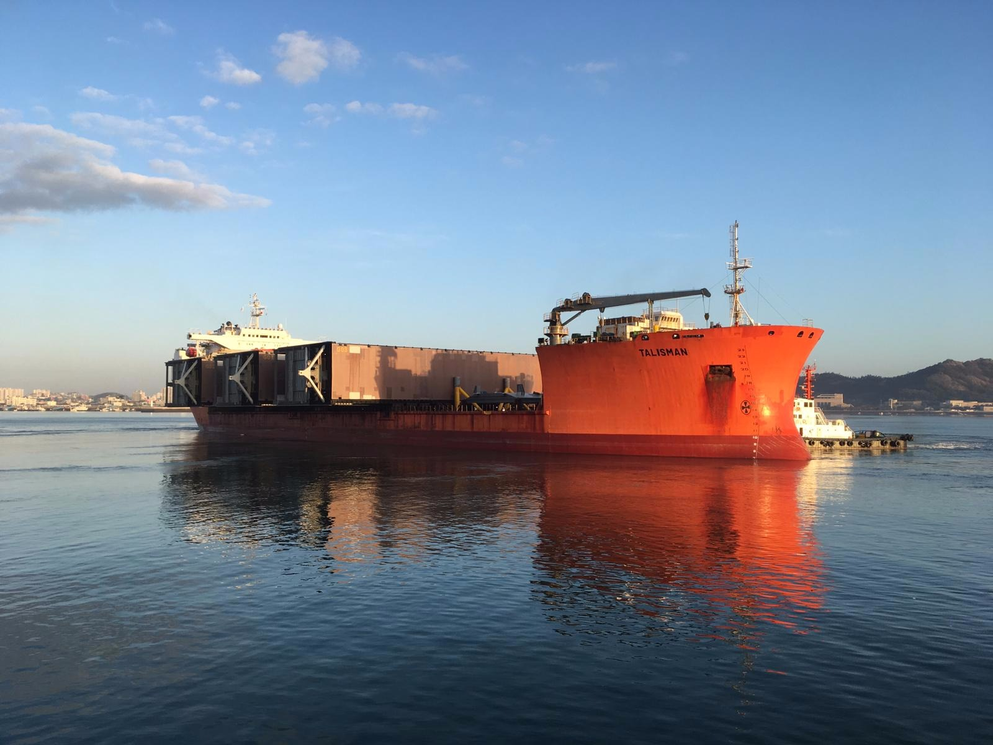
[{"left": 723, "top": 221, "right": 754, "bottom": 326}]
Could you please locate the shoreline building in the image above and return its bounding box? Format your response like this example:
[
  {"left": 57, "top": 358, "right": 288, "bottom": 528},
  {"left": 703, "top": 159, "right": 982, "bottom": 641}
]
[
  {"left": 814, "top": 392, "right": 850, "bottom": 409},
  {"left": 0, "top": 388, "right": 25, "bottom": 404}
]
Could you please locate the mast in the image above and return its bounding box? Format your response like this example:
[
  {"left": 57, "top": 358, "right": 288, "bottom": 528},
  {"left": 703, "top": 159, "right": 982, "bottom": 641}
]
[
  {"left": 803, "top": 364, "right": 815, "bottom": 399},
  {"left": 248, "top": 293, "right": 266, "bottom": 328},
  {"left": 724, "top": 221, "right": 754, "bottom": 326}
]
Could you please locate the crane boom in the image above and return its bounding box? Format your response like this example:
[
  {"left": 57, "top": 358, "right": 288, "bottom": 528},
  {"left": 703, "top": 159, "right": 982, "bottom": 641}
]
[
  {"left": 544, "top": 288, "right": 712, "bottom": 345},
  {"left": 550, "top": 288, "right": 711, "bottom": 314}
]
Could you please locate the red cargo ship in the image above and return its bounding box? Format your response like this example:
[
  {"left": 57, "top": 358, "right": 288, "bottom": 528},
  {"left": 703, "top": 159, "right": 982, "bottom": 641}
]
[{"left": 168, "top": 223, "right": 821, "bottom": 461}]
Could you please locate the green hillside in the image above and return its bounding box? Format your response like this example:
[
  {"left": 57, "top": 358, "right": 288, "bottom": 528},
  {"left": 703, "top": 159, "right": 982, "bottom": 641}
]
[{"left": 810, "top": 359, "right": 993, "bottom": 406}]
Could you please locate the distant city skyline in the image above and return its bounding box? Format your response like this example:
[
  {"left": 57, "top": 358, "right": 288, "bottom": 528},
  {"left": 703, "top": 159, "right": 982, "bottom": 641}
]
[
  {"left": 2, "top": 1, "right": 991, "bottom": 393},
  {"left": 0, "top": 385, "right": 169, "bottom": 412}
]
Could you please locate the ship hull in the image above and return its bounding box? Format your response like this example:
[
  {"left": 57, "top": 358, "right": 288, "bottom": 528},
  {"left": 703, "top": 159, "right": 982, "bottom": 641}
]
[
  {"left": 190, "top": 407, "right": 810, "bottom": 460},
  {"left": 189, "top": 323, "right": 819, "bottom": 462}
]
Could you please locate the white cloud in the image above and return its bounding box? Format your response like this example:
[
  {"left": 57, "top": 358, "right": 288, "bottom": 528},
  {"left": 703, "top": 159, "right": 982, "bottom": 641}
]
[
  {"left": 162, "top": 142, "right": 202, "bottom": 155},
  {"left": 565, "top": 61, "right": 618, "bottom": 74},
  {"left": 397, "top": 52, "right": 467, "bottom": 75},
  {"left": 148, "top": 158, "right": 200, "bottom": 180},
  {"left": 239, "top": 129, "right": 275, "bottom": 156},
  {"left": 508, "top": 140, "right": 527, "bottom": 153},
  {"left": 344, "top": 100, "right": 383, "bottom": 115},
  {"left": 80, "top": 86, "right": 118, "bottom": 101},
  {"left": 72, "top": 112, "right": 170, "bottom": 140},
  {"left": 274, "top": 31, "right": 326, "bottom": 85},
  {"left": 0, "top": 122, "right": 269, "bottom": 225},
  {"left": 143, "top": 18, "right": 174, "bottom": 36},
  {"left": 106, "top": 36, "right": 131, "bottom": 46},
  {"left": 501, "top": 156, "right": 523, "bottom": 169},
  {"left": 666, "top": 51, "right": 689, "bottom": 66},
  {"left": 167, "top": 115, "right": 233, "bottom": 146},
  {"left": 388, "top": 103, "right": 437, "bottom": 120},
  {"left": 79, "top": 87, "right": 155, "bottom": 110},
  {"left": 32, "top": 106, "right": 51, "bottom": 119},
  {"left": 342, "top": 101, "right": 438, "bottom": 129},
  {"left": 273, "top": 31, "right": 359, "bottom": 85},
  {"left": 0, "top": 213, "right": 59, "bottom": 233},
  {"left": 208, "top": 50, "right": 262, "bottom": 86},
  {"left": 197, "top": 96, "right": 240, "bottom": 111},
  {"left": 0, "top": 108, "right": 21, "bottom": 122},
  {"left": 327, "top": 37, "right": 362, "bottom": 70},
  {"left": 70, "top": 112, "right": 201, "bottom": 154},
  {"left": 1, "top": 122, "right": 113, "bottom": 158},
  {"left": 303, "top": 103, "right": 337, "bottom": 127}
]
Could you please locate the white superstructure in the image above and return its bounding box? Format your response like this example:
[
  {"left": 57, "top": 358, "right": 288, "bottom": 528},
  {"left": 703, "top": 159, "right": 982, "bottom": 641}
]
[
  {"left": 175, "top": 294, "right": 314, "bottom": 359},
  {"left": 794, "top": 398, "right": 854, "bottom": 440},
  {"left": 596, "top": 309, "right": 693, "bottom": 340}
]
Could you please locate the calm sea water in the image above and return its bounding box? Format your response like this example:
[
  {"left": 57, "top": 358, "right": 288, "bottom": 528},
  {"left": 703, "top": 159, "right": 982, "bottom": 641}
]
[{"left": 1, "top": 412, "right": 990, "bottom": 743}]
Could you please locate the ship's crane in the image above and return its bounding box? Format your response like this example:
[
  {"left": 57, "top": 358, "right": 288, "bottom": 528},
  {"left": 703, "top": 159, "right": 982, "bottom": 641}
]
[{"left": 543, "top": 288, "right": 711, "bottom": 345}]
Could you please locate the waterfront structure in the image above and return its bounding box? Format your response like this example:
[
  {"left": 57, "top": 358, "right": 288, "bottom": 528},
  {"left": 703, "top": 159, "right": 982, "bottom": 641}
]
[{"left": 815, "top": 392, "right": 848, "bottom": 408}]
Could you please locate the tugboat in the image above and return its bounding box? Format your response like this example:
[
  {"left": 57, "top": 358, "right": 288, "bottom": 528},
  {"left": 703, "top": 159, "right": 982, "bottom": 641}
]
[{"left": 794, "top": 365, "right": 911, "bottom": 451}]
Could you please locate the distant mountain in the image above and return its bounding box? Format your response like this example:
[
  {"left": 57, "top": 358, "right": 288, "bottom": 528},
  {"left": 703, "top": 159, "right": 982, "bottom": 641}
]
[
  {"left": 810, "top": 359, "right": 993, "bottom": 406},
  {"left": 92, "top": 392, "right": 129, "bottom": 400}
]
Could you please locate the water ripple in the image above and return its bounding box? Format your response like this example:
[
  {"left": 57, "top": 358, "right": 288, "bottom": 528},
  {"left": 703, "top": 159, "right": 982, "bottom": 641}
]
[{"left": 1, "top": 413, "right": 991, "bottom": 743}]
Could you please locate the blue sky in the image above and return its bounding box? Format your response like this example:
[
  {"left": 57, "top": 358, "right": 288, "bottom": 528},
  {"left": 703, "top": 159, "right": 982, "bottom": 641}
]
[{"left": 1, "top": 0, "right": 990, "bottom": 393}]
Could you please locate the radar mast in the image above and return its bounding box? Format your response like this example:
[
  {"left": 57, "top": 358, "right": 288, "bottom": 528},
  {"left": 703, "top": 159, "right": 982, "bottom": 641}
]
[
  {"left": 247, "top": 293, "right": 266, "bottom": 328},
  {"left": 724, "top": 221, "right": 755, "bottom": 326}
]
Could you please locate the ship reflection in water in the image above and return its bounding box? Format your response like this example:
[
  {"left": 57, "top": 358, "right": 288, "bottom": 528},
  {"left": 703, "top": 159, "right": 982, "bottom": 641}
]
[
  {"left": 535, "top": 460, "right": 826, "bottom": 656},
  {"left": 162, "top": 438, "right": 828, "bottom": 654}
]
